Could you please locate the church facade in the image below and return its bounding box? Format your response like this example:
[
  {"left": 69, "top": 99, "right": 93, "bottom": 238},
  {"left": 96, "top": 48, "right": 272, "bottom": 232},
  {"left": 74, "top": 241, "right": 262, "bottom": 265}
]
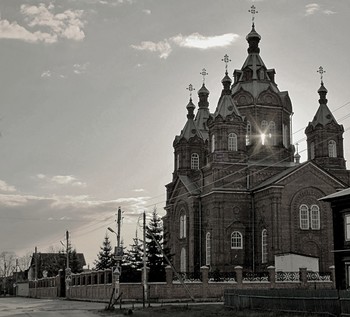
[{"left": 163, "top": 22, "right": 350, "bottom": 274}]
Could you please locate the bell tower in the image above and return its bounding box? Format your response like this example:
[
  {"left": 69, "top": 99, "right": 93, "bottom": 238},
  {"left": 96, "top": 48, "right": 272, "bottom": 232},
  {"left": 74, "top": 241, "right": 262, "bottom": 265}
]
[{"left": 305, "top": 67, "right": 346, "bottom": 170}]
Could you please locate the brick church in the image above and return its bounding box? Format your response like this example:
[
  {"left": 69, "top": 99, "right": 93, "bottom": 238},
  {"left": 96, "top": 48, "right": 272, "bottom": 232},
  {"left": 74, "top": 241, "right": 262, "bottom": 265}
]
[{"left": 163, "top": 19, "right": 350, "bottom": 274}]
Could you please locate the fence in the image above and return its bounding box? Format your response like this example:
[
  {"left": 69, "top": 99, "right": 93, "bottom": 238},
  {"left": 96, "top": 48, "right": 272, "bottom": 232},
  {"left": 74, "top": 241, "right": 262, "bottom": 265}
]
[
  {"left": 28, "top": 265, "right": 335, "bottom": 302},
  {"left": 224, "top": 289, "right": 350, "bottom": 316}
]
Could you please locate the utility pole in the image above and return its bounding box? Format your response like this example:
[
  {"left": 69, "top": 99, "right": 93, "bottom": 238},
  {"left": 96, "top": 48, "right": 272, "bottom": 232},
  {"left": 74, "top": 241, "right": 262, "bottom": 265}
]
[
  {"left": 65, "top": 230, "right": 71, "bottom": 297},
  {"left": 142, "top": 211, "right": 148, "bottom": 307},
  {"left": 34, "top": 246, "right": 38, "bottom": 298}
]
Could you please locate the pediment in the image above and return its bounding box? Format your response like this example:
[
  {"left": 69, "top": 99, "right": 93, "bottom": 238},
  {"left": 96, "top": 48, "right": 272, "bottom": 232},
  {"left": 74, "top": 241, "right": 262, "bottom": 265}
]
[
  {"left": 257, "top": 87, "right": 281, "bottom": 106},
  {"left": 233, "top": 88, "right": 254, "bottom": 106}
]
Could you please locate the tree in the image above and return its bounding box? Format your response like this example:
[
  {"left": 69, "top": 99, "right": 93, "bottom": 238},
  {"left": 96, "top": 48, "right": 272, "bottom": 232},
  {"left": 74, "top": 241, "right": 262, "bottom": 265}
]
[
  {"left": 146, "top": 208, "right": 166, "bottom": 282},
  {"left": 123, "top": 230, "right": 143, "bottom": 270},
  {"left": 94, "top": 234, "right": 115, "bottom": 270}
]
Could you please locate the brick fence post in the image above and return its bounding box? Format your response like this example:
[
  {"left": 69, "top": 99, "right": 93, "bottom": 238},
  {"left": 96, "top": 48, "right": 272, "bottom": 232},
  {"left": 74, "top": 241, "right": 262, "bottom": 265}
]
[
  {"left": 235, "top": 266, "right": 243, "bottom": 286},
  {"left": 329, "top": 265, "right": 336, "bottom": 289},
  {"left": 268, "top": 266, "right": 276, "bottom": 288},
  {"left": 200, "top": 266, "right": 209, "bottom": 285},
  {"left": 200, "top": 266, "right": 209, "bottom": 299},
  {"left": 165, "top": 266, "right": 173, "bottom": 286},
  {"left": 300, "top": 267, "right": 307, "bottom": 288}
]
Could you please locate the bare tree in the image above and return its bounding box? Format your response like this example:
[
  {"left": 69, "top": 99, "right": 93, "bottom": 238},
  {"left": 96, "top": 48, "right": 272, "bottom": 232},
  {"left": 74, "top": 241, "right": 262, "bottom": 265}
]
[{"left": 0, "top": 252, "right": 16, "bottom": 277}]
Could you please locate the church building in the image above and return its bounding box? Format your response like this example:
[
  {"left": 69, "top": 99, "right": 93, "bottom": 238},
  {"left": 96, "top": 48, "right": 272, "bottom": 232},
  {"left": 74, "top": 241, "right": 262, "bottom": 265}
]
[{"left": 163, "top": 16, "right": 350, "bottom": 274}]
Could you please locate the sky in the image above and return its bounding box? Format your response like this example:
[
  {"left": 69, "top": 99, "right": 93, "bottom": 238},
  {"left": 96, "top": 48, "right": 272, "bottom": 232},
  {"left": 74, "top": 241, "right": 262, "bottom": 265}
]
[{"left": 0, "top": 0, "right": 350, "bottom": 269}]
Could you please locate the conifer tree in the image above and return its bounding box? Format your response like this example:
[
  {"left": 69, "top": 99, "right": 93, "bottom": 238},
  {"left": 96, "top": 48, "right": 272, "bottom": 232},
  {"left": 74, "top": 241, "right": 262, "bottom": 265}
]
[
  {"left": 94, "top": 234, "right": 114, "bottom": 270},
  {"left": 146, "top": 207, "right": 165, "bottom": 281},
  {"left": 123, "top": 230, "right": 143, "bottom": 270}
]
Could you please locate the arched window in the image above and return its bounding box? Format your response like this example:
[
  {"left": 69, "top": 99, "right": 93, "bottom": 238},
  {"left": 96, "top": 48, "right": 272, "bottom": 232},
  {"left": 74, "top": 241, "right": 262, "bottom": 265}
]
[
  {"left": 269, "top": 121, "right": 276, "bottom": 145},
  {"left": 180, "top": 248, "right": 186, "bottom": 272},
  {"left": 310, "top": 142, "right": 315, "bottom": 159},
  {"left": 177, "top": 154, "right": 180, "bottom": 170},
  {"left": 211, "top": 134, "right": 215, "bottom": 153},
  {"left": 283, "top": 124, "right": 288, "bottom": 147},
  {"left": 191, "top": 153, "right": 199, "bottom": 170},
  {"left": 246, "top": 121, "right": 251, "bottom": 146},
  {"left": 311, "top": 205, "right": 320, "bottom": 230},
  {"left": 231, "top": 231, "right": 243, "bottom": 249},
  {"left": 328, "top": 140, "right": 337, "bottom": 158},
  {"left": 228, "top": 133, "right": 237, "bottom": 151},
  {"left": 206, "top": 232, "right": 211, "bottom": 266},
  {"left": 262, "top": 229, "right": 267, "bottom": 264},
  {"left": 300, "top": 204, "right": 309, "bottom": 230},
  {"left": 180, "top": 214, "right": 186, "bottom": 238},
  {"left": 261, "top": 120, "right": 268, "bottom": 145}
]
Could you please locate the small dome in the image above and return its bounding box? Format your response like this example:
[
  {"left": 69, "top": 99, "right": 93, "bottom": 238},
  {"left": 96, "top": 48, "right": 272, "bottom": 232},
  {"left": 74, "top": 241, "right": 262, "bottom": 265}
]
[
  {"left": 221, "top": 72, "right": 232, "bottom": 84},
  {"left": 198, "top": 83, "right": 209, "bottom": 95},
  {"left": 246, "top": 24, "right": 261, "bottom": 41}
]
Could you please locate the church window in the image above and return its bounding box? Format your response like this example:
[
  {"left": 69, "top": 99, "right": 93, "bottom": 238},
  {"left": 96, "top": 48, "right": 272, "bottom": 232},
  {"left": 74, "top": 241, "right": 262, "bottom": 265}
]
[
  {"left": 206, "top": 232, "right": 211, "bottom": 266},
  {"left": 180, "top": 248, "right": 186, "bottom": 272},
  {"left": 345, "top": 215, "right": 350, "bottom": 241},
  {"left": 311, "top": 205, "right": 320, "bottom": 230},
  {"left": 180, "top": 214, "right": 186, "bottom": 238},
  {"left": 328, "top": 140, "right": 337, "bottom": 158},
  {"left": 261, "top": 120, "right": 268, "bottom": 145},
  {"left": 269, "top": 121, "right": 276, "bottom": 145},
  {"left": 211, "top": 135, "right": 216, "bottom": 152},
  {"left": 310, "top": 142, "right": 315, "bottom": 159},
  {"left": 177, "top": 154, "right": 180, "bottom": 170},
  {"left": 299, "top": 204, "right": 321, "bottom": 230},
  {"left": 231, "top": 231, "right": 243, "bottom": 249},
  {"left": 283, "top": 124, "right": 288, "bottom": 147},
  {"left": 299, "top": 204, "right": 309, "bottom": 230},
  {"left": 262, "top": 229, "right": 267, "bottom": 264},
  {"left": 191, "top": 153, "right": 199, "bottom": 170},
  {"left": 246, "top": 121, "right": 251, "bottom": 145},
  {"left": 228, "top": 133, "right": 237, "bottom": 151}
]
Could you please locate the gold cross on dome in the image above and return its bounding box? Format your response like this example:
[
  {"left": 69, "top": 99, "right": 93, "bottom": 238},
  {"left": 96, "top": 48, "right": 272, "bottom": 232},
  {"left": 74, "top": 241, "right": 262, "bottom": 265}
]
[
  {"left": 186, "top": 84, "right": 195, "bottom": 98},
  {"left": 222, "top": 54, "right": 231, "bottom": 73},
  {"left": 200, "top": 68, "right": 208, "bottom": 84},
  {"left": 249, "top": 5, "right": 258, "bottom": 24},
  {"left": 317, "top": 66, "right": 326, "bottom": 83}
]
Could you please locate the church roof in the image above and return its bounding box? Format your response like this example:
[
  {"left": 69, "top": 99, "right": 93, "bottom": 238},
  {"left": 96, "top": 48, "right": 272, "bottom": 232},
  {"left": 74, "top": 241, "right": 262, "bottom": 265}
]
[
  {"left": 252, "top": 161, "right": 346, "bottom": 192},
  {"left": 178, "top": 175, "right": 201, "bottom": 195},
  {"left": 213, "top": 94, "right": 242, "bottom": 119},
  {"left": 175, "top": 98, "right": 204, "bottom": 144},
  {"left": 308, "top": 82, "right": 339, "bottom": 128}
]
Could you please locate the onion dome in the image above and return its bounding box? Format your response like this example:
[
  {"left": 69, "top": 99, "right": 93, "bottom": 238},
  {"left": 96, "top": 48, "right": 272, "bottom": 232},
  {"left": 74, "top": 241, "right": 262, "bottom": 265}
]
[{"left": 246, "top": 24, "right": 261, "bottom": 54}]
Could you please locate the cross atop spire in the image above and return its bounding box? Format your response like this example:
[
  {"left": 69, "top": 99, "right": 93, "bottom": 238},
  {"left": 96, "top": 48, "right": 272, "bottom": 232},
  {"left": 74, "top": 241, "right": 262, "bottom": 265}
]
[
  {"left": 200, "top": 68, "right": 208, "bottom": 84},
  {"left": 249, "top": 5, "right": 258, "bottom": 26},
  {"left": 222, "top": 54, "right": 231, "bottom": 74},
  {"left": 317, "top": 66, "right": 326, "bottom": 84},
  {"left": 186, "top": 84, "right": 195, "bottom": 98}
]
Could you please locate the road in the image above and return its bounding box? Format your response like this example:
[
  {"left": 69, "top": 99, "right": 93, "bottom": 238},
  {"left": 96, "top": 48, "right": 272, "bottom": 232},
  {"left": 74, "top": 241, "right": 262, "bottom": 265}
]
[{"left": 0, "top": 297, "right": 108, "bottom": 317}]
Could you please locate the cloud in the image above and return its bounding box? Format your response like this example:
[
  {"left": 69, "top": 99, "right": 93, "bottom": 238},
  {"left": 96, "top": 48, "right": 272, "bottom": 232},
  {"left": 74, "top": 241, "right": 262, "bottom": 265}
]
[
  {"left": 0, "top": 3, "right": 86, "bottom": 44},
  {"left": 37, "top": 174, "right": 87, "bottom": 187},
  {"left": 305, "top": 3, "right": 336, "bottom": 16},
  {"left": 305, "top": 3, "right": 320, "bottom": 15},
  {"left": 172, "top": 33, "right": 239, "bottom": 49},
  {"left": 0, "top": 180, "right": 16, "bottom": 193},
  {"left": 0, "top": 19, "right": 57, "bottom": 43},
  {"left": 73, "top": 62, "right": 89, "bottom": 74},
  {"left": 41, "top": 70, "right": 52, "bottom": 78},
  {"left": 133, "top": 188, "right": 145, "bottom": 192},
  {"left": 143, "top": 9, "right": 151, "bottom": 15},
  {"left": 131, "top": 40, "right": 172, "bottom": 59},
  {"left": 131, "top": 32, "right": 239, "bottom": 59}
]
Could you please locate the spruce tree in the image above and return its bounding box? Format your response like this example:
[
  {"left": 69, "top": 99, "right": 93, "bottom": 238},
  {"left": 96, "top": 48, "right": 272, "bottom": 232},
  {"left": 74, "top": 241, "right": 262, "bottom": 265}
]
[
  {"left": 94, "top": 234, "right": 114, "bottom": 270},
  {"left": 146, "top": 208, "right": 165, "bottom": 282}
]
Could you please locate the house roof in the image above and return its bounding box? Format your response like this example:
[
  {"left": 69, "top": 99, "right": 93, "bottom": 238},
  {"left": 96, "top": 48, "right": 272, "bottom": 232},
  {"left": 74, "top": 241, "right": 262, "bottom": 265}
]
[{"left": 320, "top": 187, "right": 350, "bottom": 201}]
